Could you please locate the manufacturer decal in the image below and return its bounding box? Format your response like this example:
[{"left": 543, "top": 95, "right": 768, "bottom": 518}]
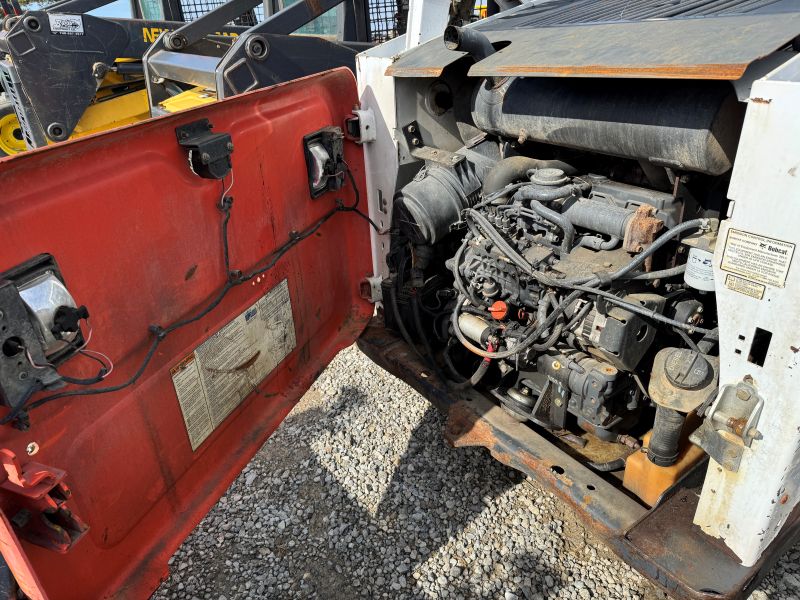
[
  {"left": 48, "top": 14, "right": 84, "bottom": 36},
  {"left": 171, "top": 279, "right": 296, "bottom": 450},
  {"left": 724, "top": 274, "right": 765, "bottom": 300},
  {"left": 720, "top": 228, "right": 794, "bottom": 288}
]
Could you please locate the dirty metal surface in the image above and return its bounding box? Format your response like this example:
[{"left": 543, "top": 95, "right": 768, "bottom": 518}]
[
  {"left": 357, "top": 320, "right": 800, "bottom": 600},
  {"left": 476, "top": 0, "right": 794, "bottom": 30},
  {"left": 0, "top": 68, "right": 373, "bottom": 600},
  {"left": 444, "top": 397, "right": 645, "bottom": 536},
  {"left": 386, "top": 12, "right": 800, "bottom": 79},
  {"left": 621, "top": 461, "right": 800, "bottom": 599}
]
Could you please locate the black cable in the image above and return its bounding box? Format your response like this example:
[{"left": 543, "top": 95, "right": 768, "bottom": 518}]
[
  {"left": 59, "top": 371, "right": 107, "bottom": 386},
  {"left": 15, "top": 164, "right": 375, "bottom": 421},
  {"left": 563, "top": 219, "right": 709, "bottom": 286},
  {"left": 0, "top": 380, "right": 43, "bottom": 426},
  {"left": 622, "top": 264, "right": 686, "bottom": 281},
  {"left": 220, "top": 191, "right": 233, "bottom": 275},
  {"left": 674, "top": 326, "right": 702, "bottom": 354},
  {"left": 79, "top": 349, "right": 110, "bottom": 370},
  {"left": 340, "top": 167, "right": 380, "bottom": 232}
]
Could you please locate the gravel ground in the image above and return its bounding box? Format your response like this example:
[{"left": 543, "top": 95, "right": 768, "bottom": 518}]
[{"left": 153, "top": 345, "right": 800, "bottom": 600}]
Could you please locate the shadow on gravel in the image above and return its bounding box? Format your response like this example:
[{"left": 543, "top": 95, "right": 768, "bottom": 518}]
[
  {"left": 268, "top": 385, "right": 575, "bottom": 599},
  {"left": 153, "top": 347, "right": 800, "bottom": 600}
]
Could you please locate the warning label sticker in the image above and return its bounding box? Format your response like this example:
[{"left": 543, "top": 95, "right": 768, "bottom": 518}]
[
  {"left": 720, "top": 228, "right": 795, "bottom": 288},
  {"left": 48, "top": 14, "right": 84, "bottom": 35},
  {"left": 171, "top": 279, "right": 296, "bottom": 450},
  {"left": 724, "top": 274, "right": 766, "bottom": 300}
]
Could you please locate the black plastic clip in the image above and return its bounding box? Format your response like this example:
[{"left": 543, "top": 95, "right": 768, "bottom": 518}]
[{"left": 175, "top": 119, "right": 233, "bottom": 180}]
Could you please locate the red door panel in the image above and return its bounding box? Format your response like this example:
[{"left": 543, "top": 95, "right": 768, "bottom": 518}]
[{"left": 0, "top": 67, "right": 372, "bottom": 599}]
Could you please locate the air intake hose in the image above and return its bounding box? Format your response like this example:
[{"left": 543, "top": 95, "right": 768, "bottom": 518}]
[{"left": 647, "top": 406, "right": 685, "bottom": 467}]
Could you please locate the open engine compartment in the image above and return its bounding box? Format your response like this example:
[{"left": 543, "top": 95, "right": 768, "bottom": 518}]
[
  {"left": 385, "top": 25, "right": 742, "bottom": 506},
  {"left": 356, "top": 5, "right": 800, "bottom": 595}
]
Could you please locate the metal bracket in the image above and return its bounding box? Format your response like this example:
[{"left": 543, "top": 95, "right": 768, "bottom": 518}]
[
  {"left": 175, "top": 119, "right": 233, "bottom": 180},
  {"left": 0, "top": 449, "right": 88, "bottom": 553},
  {"left": 359, "top": 276, "right": 383, "bottom": 303},
  {"left": 401, "top": 121, "right": 464, "bottom": 167},
  {"left": 690, "top": 379, "right": 764, "bottom": 472},
  {"left": 344, "top": 109, "right": 376, "bottom": 144}
]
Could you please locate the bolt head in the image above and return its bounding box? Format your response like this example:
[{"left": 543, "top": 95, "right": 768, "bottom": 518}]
[
  {"left": 736, "top": 388, "right": 751, "bottom": 401},
  {"left": 25, "top": 442, "right": 38, "bottom": 456}
]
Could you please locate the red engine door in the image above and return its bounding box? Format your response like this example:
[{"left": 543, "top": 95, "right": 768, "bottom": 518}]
[{"left": 0, "top": 68, "right": 372, "bottom": 599}]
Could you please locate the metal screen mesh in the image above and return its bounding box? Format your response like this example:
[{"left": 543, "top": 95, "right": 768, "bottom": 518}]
[
  {"left": 178, "top": 0, "right": 264, "bottom": 24},
  {"left": 368, "top": 0, "right": 405, "bottom": 42},
  {"left": 177, "top": 0, "right": 407, "bottom": 41}
]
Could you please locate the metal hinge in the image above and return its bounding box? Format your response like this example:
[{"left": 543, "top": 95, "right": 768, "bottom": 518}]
[
  {"left": 690, "top": 379, "right": 764, "bottom": 472},
  {"left": 344, "top": 109, "right": 377, "bottom": 144}
]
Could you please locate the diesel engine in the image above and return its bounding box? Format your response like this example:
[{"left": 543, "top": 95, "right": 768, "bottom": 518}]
[{"left": 384, "top": 25, "right": 735, "bottom": 480}]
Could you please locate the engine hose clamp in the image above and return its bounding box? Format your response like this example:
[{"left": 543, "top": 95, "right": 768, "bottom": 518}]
[{"left": 592, "top": 271, "right": 614, "bottom": 287}]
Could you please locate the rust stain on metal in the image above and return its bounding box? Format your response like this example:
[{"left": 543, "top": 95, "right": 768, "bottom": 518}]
[
  {"left": 491, "top": 63, "right": 747, "bottom": 80},
  {"left": 726, "top": 417, "right": 748, "bottom": 437},
  {"left": 444, "top": 401, "right": 621, "bottom": 538},
  {"left": 624, "top": 205, "right": 665, "bottom": 261},
  {"left": 750, "top": 97, "right": 772, "bottom": 104},
  {"left": 781, "top": 494, "right": 790, "bottom": 505},
  {"left": 791, "top": 346, "right": 799, "bottom": 353},
  {"left": 385, "top": 64, "right": 445, "bottom": 78}
]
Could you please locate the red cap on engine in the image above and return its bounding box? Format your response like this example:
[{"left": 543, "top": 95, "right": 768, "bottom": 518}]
[{"left": 489, "top": 300, "right": 508, "bottom": 320}]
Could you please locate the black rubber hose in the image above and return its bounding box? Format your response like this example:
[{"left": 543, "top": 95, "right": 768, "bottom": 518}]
[
  {"left": 564, "top": 218, "right": 709, "bottom": 285},
  {"left": 444, "top": 25, "right": 495, "bottom": 62},
  {"left": 450, "top": 355, "right": 492, "bottom": 390},
  {"left": 567, "top": 283, "right": 713, "bottom": 335},
  {"left": 389, "top": 284, "right": 425, "bottom": 363},
  {"left": 512, "top": 181, "right": 590, "bottom": 204},
  {"left": 621, "top": 264, "right": 686, "bottom": 281},
  {"left": 528, "top": 199, "right": 575, "bottom": 252},
  {"left": 647, "top": 406, "right": 685, "bottom": 467},
  {"left": 482, "top": 156, "right": 577, "bottom": 196},
  {"left": 587, "top": 458, "right": 626, "bottom": 472},
  {"left": 577, "top": 235, "right": 620, "bottom": 251}
]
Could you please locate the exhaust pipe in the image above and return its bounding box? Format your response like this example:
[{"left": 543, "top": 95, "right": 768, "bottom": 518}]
[{"left": 443, "top": 26, "right": 502, "bottom": 87}]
